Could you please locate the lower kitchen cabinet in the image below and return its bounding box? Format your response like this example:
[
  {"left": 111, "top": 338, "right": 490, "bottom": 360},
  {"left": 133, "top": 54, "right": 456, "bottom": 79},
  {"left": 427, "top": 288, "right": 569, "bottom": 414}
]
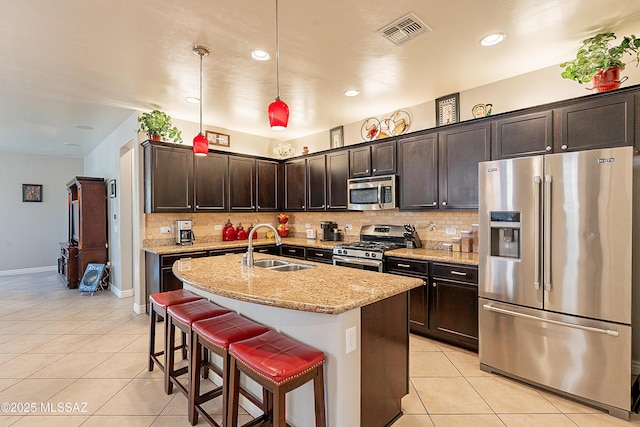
[
  {"left": 279, "top": 244, "right": 306, "bottom": 260},
  {"left": 306, "top": 247, "right": 333, "bottom": 264},
  {"left": 429, "top": 262, "right": 478, "bottom": 350},
  {"left": 386, "top": 257, "right": 429, "bottom": 334}
]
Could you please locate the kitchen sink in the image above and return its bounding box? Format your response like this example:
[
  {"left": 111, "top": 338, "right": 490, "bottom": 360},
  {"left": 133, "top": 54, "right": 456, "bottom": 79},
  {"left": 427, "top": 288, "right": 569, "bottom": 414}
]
[
  {"left": 253, "top": 259, "right": 290, "bottom": 268},
  {"left": 267, "top": 263, "right": 315, "bottom": 272}
]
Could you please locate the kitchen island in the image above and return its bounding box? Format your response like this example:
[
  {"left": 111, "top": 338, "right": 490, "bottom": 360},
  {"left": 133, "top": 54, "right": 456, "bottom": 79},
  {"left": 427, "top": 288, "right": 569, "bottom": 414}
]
[{"left": 172, "top": 253, "right": 423, "bottom": 427}]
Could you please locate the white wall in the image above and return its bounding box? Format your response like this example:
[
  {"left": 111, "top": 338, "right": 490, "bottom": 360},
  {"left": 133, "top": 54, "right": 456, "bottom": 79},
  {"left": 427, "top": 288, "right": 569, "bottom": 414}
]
[{"left": 0, "top": 152, "right": 83, "bottom": 273}]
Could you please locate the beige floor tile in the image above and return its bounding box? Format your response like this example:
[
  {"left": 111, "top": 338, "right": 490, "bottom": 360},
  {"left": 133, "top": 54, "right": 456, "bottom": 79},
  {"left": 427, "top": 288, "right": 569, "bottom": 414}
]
[
  {"left": 392, "top": 414, "right": 435, "bottom": 427},
  {"left": 150, "top": 415, "right": 196, "bottom": 426},
  {"left": 402, "top": 381, "right": 428, "bottom": 414},
  {"left": 108, "top": 316, "right": 149, "bottom": 335},
  {"left": 410, "top": 351, "right": 461, "bottom": 377},
  {"left": 0, "top": 320, "right": 51, "bottom": 334},
  {"left": 498, "top": 413, "right": 578, "bottom": 427},
  {"left": 121, "top": 335, "right": 149, "bottom": 353},
  {"left": 76, "top": 334, "right": 140, "bottom": 353},
  {"left": 30, "top": 352, "right": 112, "bottom": 378},
  {"left": 410, "top": 334, "right": 442, "bottom": 352},
  {"left": 442, "top": 350, "right": 492, "bottom": 377},
  {"left": 0, "top": 415, "right": 23, "bottom": 425},
  {"left": 0, "top": 334, "right": 58, "bottom": 353},
  {"left": 0, "top": 353, "right": 66, "bottom": 378},
  {"left": 79, "top": 415, "right": 156, "bottom": 426},
  {"left": 567, "top": 413, "right": 640, "bottom": 426},
  {"left": 412, "top": 377, "right": 493, "bottom": 414},
  {"left": 31, "top": 320, "right": 91, "bottom": 335},
  {"left": 95, "top": 378, "right": 172, "bottom": 415},
  {"left": 538, "top": 390, "right": 602, "bottom": 414},
  {"left": 82, "top": 352, "right": 147, "bottom": 379},
  {"left": 467, "top": 376, "right": 559, "bottom": 414},
  {"left": 0, "top": 310, "right": 52, "bottom": 321},
  {"left": 11, "top": 415, "right": 89, "bottom": 426},
  {"left": 0, "top": 378, "right": 20, "bottom": 393},
  {"left": 29, "top": 334, "right": 101, "bottom": 354},
  {"left": 431, "top": 414, "right": 505, "bottom": 427},
  {"left": 71, "top": 320, "right": 127, "bottom": 335},
  {"left": 0, "top": 354, "right": 20, "bottom": 366},
  {"left": 0, "top": 378, "right": 75, "bottom": 413},
  {"left": 47, "top": 378, "right": 130, "bottom": 415}
]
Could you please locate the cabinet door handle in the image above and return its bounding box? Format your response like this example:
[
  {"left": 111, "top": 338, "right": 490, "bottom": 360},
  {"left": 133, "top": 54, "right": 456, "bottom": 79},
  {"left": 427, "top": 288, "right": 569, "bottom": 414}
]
[
  {"left": 442, "top": 201, "right": 447, "bottom": 206},
  {"left": 187, "top": 204, "right": 192, "bottom": 208},
  {"left": 321, "top": 204, "right": 325, "bottom": 208},
  {"left": 432, "top": 201, "right": 437, "bottom": 206},
  {"left": 397, "top": 263, "right": 411, "bottom": 268},
  {"left": 561, "top": 145, "right": 568, "bottom": 151},
  {"left": 450, "top": 270, "right": 467, "bottom": 276},
  {"left": 372, "top": 168, "right": 377, "bottom": 172},
  {"left": 432, "top": 281, "right": 437, "bottom": 287},
  {"left": 302, "top": 205, "right": 305, "bottom": 209},
  {"left": 545, "top": 146, "right": 552, "bottom": 152},
  {"left": 257, "top": 205, "right": 261, "bottom": 209},
  {"left": 287, "top": 249, "right": 296, "bottom": 253},
  {"left": 251, "top": 206, "right": 255, "bottom": 209},
  {"left": 195, "top": 204, "right": 200, "bottom": 208},
  {"left": 314, "top": 253, "right": 325, "bottom": 257},
  {"left": 365, "top": 169, "right": 369, "bottom": 173}
]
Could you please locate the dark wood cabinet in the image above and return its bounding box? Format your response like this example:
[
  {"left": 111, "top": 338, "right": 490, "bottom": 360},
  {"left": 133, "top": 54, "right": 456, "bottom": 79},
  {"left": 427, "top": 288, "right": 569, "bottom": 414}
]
[
  {"left": 326, "top": 150, "right": 349, "bottom": 210},
  {"left": 429, "top": 263, "right": 478, "bottom": 351},
  {"left": 143, "top": 141, "right": 193, "bottom": 213},
  {"left": 556, "top": 92, "right": 634, "bottom": 152},
  {"left": 493, "top": 110, "right": 553, "bottom": 159},
  {"left": 306, "top": 247, "right": 333, "bottom": 264},
  {"left": 279, "top": 245, "right": 306, "bottom": 260},
  {"left": 284, "top": 159, "right": 306, "bottom": 211},
  {"left": 439, "top": 123, "right": 490, "bottom": 210},
  {"left": 59, "top": 177, "right": 107, "bottom": 288},
  {"left": 307, "top": 154, "right": 327, "bottom": 211},
  {"left": 349, "top": 141, "right": 396, "bottom": 178},
  {"left": 194, "top": 152, "right": 227, "bottom": 211},
  {"left": 228, "top": 156, "right": 255, "bottom": 211},
  {"left": 397, "top": 132, "right": 438, "bottom": 210},
  {"left": 256, "top": 159, "right": 280, "bottom": 211},
  {"left": 385, "top": 257, "right": 429, "bottom": 334}
]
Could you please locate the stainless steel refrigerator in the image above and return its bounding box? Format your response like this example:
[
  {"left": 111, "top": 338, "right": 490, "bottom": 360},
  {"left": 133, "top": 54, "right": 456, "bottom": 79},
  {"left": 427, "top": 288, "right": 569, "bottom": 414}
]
[{"left": 478, "top": 146, "right": 634, "bottom": 419}]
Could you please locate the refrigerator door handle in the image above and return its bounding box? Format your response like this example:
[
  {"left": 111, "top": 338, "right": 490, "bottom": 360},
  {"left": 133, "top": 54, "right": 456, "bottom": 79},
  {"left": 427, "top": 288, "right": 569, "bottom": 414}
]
[
  {"left": 543, "top": 175, "right": 552, "bottom": 292},
  {"left": 482, "top": 303, "right": 620, "bottom": 337},
  {"left": 533, "top": 175, "right": 541, "bottom": 290}
]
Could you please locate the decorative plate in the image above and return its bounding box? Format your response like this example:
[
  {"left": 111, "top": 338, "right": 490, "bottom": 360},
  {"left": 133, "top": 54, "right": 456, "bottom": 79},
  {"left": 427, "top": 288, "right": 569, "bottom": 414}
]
[{"left": 361, "top": 118, "right": 381, "bottom": 141}]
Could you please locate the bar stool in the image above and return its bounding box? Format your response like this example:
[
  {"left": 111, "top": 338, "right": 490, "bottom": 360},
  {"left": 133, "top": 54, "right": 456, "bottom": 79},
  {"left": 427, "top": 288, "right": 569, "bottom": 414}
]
[
  {"left": 148, "top": 289, "right": 202, "bottom": 373},
  {"left": 165, "top": 299, "right": 231, "bottom": 395},
  {"left": 189, "top": 312, "right": 271, "bottom": 426},
  {"left": 227, "top": 330, "right": 326, "bottom": 427}
]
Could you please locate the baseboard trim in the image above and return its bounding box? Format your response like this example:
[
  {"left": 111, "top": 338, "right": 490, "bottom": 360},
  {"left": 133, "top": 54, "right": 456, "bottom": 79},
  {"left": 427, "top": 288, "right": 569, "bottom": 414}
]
[
  {"left": 109, "top": 286, "right": 134, "bottom": 299},
  {"left": 134, "top": 303, "right": 147, "bottom": 315},
  {"left": 0, "top": 265, "right": 57, "bottom": 276},
  {"left": 632, "top": 360, "right": 640, "bottom": 376}
]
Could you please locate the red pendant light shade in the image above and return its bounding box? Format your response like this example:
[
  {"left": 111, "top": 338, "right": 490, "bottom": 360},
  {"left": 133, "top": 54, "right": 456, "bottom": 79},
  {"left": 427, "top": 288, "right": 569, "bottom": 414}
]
[
  {"left": 192, "top": 45, "right": 210, "bottom": 156},
  {"left": 193, "top": 132, "right": 208, "bottom": 156},
  {"left": 268, "top": 97, "right": 289, "bottom": 130}
]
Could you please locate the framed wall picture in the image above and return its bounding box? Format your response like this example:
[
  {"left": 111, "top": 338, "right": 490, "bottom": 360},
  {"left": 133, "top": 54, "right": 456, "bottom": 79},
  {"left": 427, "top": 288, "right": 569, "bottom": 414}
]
[
  {"left": 22, "top": 184, "right": 43, "bottom": 202},
  {"left": 330, "top": 125, "right": 344, "bottom": 149},
  {"left": 205, "top": 130, "right": 230, "bottom": 148},
  {"left": 109, "top": 179, "right": 116, "bottom": 198},
  {"left": 436, "top": 93, "right": 460, "bottom": 126}
]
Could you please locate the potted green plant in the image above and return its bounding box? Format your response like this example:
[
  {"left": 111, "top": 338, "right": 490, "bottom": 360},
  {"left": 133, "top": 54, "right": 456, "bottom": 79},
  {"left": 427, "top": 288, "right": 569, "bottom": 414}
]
[
  {"left": 560, "top": 32, "right": 640, "bottom": 92},
  {"left": 138, "top": 109, "right": 183, "bottom": 143}
]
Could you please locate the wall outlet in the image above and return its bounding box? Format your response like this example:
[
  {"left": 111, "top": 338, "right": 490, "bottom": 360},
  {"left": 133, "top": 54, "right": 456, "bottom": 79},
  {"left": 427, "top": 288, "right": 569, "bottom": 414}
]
[
  {"left": 305, "top": 223, "right": 311, "bottom": 229},
  {"left": 344, "top": 224, "right": 353, "bottom": 231},
  {"left": 445, "top": 227, "right": 457, "bottom": 235},
  {"left": 345, "top": 326, "right": 357, "bottom": 354},
  {"left": 214, "top": 224, "right": 222, "bottom": 231},
  {"left": 160, "top": 226, "right": 172, "bottom": 234}
]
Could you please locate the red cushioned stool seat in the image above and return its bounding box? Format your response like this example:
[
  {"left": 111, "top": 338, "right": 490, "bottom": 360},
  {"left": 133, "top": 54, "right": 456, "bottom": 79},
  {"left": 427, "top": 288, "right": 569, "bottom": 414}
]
[
  {"left": 148, "top": 289, "right": 202, "bottom": 373},
  {"left": 227, "top": 330, "right": 326, "bottom": 427},
  {"left": 189, "top": 312, "right": 271, "bottom": 426},
  {"left": 165, "top": 299, "right": 231, "bottom": 396}
]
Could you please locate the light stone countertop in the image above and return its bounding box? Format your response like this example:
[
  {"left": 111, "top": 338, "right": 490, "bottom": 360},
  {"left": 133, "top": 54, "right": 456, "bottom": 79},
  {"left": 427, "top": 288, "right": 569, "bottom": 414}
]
[
  {"left": 385, "top": 248, "right": 479, "bottom": 266},
  {"left": 172, "top": 253, "right": 423, "bottom": 315}
]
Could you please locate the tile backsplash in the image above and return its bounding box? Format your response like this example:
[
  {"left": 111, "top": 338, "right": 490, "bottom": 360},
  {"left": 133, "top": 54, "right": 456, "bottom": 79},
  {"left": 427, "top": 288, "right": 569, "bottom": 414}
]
[{"left": 144, "top": 210, "right": 478, "bottom": 247}]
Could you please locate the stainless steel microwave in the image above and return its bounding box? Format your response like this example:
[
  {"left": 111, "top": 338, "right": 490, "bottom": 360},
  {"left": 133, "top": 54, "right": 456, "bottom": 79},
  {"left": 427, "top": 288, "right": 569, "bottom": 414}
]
[{"left": 347, "top": 175, "right": 397, "bottom": 211}]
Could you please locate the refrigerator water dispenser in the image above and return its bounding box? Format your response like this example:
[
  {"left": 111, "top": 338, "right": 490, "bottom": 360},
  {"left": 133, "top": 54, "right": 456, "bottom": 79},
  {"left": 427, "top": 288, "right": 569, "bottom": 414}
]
[{"left": 489, "top": 211, "right": 520, "bottom": 259}]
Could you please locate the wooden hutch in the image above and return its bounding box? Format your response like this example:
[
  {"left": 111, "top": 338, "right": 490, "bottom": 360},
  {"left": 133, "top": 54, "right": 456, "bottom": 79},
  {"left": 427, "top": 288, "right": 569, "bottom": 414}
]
[{"left": 58, "top": 176, "right": 108, "bottom": 288}]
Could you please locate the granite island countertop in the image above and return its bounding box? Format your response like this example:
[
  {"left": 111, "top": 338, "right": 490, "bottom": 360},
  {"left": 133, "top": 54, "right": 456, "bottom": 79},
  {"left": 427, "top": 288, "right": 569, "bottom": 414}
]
[{"left": 172, "top": 253, "right": 423, "bottom": 315}]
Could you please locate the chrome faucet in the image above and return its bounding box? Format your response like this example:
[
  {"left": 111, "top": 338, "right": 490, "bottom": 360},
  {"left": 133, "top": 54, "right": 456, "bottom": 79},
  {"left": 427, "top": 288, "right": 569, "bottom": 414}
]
[{"left": 243, "top": 223, "right": 283, "bottom": 267}]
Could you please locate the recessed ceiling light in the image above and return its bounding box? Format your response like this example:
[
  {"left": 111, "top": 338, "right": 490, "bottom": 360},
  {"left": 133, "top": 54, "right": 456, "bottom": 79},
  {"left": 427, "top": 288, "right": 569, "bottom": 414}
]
[
  {"left": 74, "top": 125, "right": 94, "bottom": 130},
  {"left": 64, "top": 142, "right": 81, "bottom": 147},
  {"left": 344, "top": 89, "right": 360, "bottom": 97},
  {"left": 251, "top": 49, "right": 271, "bottom": 61},
  {"left": 185, "top": 96, "right": 200, "bottom": 104},
  {"left": 480, "top": 32, "right": 506, "bottom": 47}
]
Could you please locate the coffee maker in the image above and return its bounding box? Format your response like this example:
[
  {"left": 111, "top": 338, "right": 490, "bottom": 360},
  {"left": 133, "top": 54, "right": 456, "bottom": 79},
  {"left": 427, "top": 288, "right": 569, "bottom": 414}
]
[
  {"left": 320, "top": 221, "right": 337, "bottom": 241},
  {"left": 176, "top": 220, "right": 195, "bottom": 245}
]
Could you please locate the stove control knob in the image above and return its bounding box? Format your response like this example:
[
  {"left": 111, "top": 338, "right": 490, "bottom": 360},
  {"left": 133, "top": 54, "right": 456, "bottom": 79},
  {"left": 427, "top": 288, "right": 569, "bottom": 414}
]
[
  {"left": 371, "top": 253, "right": 378, "bottom": 259},
  {"left": 365, "top": 252, "right": 370, "bottom": 257}
]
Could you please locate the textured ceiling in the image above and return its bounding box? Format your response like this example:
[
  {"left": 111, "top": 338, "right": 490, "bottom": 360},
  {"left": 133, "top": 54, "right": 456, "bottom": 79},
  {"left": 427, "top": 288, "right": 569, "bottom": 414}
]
[{"left": 1, "top": 0, "right": 640, "bottom": 157}]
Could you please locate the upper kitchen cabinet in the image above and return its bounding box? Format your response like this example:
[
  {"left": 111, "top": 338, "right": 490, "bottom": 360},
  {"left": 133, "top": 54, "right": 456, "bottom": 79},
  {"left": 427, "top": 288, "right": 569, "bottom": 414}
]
[
  {"left": 556, "top": 92, "right": 634, "bottom": 152},
  {"left": 307, "top": 154, "right": 327, "bottom": 211},
  {"left": 194, "top": 152, "right": 227, "bottom": 211},
  {"left": 326, "top": 150, "right": 349, "bottom": 210},
  {"left": 228, "top": 155, "right": 256, "bottom": 211},
  {"left": 143, "top": 140, "right": 193, "bottom": 213},
  {"left": 349, "top": 140, "right": 396, "bottom": 178},
  {"left": 492, "top": 110, "right": 553, "bottom": 159},
  {"left": 438, "top": 122, "right": 490, "bottom": 210},
  {"left": 284, "top": 158, "right": 306, "bottom": 211},
  {"left": 255, "top": 159, "right": 280, "bottom": 211},
  {"left": 397, "top": 132, "right": 438, "bottom": 210}
]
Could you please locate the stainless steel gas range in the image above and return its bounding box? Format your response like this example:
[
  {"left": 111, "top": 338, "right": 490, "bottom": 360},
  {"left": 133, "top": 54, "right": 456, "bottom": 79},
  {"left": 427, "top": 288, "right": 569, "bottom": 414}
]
[{"left": 332, "top": 224, "right": 413, "bottom": 272}]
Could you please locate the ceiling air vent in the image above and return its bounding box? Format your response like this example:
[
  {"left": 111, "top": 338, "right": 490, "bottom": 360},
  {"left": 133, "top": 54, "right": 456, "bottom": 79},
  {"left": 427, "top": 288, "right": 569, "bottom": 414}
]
[{"left": 378, "top": 13, "right": 431, "bottom": 46}]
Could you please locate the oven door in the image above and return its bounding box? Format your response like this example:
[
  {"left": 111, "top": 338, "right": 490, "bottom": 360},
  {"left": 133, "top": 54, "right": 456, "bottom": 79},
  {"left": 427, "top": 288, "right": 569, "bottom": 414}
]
[{"left": 332, "top": 255, "right": 384, "bottom": 272}]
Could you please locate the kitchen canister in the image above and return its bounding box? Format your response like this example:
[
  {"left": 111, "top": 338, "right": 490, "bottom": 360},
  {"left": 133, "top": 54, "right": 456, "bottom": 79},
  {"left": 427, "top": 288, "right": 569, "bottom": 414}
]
[
  {"left": 471, "top": 224, "right": 479, "bottom": 253},
  {"left": 461, "top": 231, "right": 473, "bottom": 253},
  {"left": 451, "top": 237, "right": 461, "bottom": 252}
]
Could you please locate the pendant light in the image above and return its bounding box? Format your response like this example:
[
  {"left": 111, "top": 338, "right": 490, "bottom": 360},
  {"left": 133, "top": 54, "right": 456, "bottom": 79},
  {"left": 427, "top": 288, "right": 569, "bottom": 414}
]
[
  {"left": 192, "top": 45, "right": 210, "bottom": 156},
  {"left": 268, "top": 0, "right": 289, "bottom": 130}
]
